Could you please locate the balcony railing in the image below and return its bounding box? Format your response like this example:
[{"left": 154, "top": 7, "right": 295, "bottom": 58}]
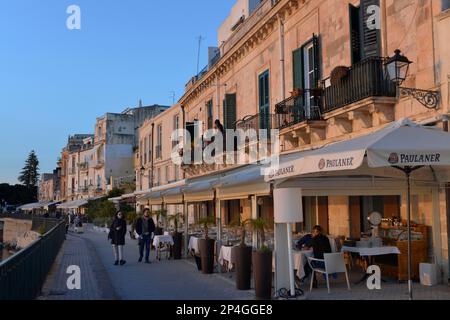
[
  {"left": 78, "top": 162, "right": 89, "bottom": 171},
  {"left": 321, "top": 56, "right": 397, "bottom": 113},
  {"left": 275, "top": 91, "right": 323, "bottom": 130}
]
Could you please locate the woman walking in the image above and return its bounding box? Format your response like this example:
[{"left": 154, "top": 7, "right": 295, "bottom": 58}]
[{"left": 108, "top": 211, "right": 127, "bottom": 266}]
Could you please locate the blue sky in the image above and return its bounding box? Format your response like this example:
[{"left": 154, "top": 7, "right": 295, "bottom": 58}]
[{"left": 0, "top": 0, "right": 233, "bottom": 184}]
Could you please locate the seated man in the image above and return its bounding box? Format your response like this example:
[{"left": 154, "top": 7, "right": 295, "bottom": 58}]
[{"left": 304, "top": 225, "right": 333, "bottom": 287}]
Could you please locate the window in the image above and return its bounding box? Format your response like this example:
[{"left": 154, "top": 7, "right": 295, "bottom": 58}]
[
  {"left": 258, "top": 71, "right": 270, "bottom": 131},
  {"left": 223, "top": 94, "right": 236, "bottom": 130},
  {"left": 174, "top": 164, "right": 179, "bottom": 181},
  {"left": 349, "top": 0, "right": 381, "bottom": 64},
  {"left": 156, "top": 124, "right": 163, "bottom": 159},
  {"left": 140, "top": 140, "right": 143, "bottom": 165},
  {"left": 173, "top": 115, "right": 180, "bottom": 148},
  {"left": 443, "top": 0, "right": 450, "bottom": 11},
  {"left": 206, "top": 100, "right": 214, "bottom": 129},
  {"left": 144, "top": 136, "right": 148, "bottom": 164},
  {"left": 148, "top": 134, "right": 152, "bottom": 162},
  {"left": 156, "top": 168, "right": 161, "bottom": 186},
  {"left": 165, "top": 166, "right": 170, "bottom": 183}
]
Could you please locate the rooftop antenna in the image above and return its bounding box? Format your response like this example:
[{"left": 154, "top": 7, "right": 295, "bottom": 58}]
[
  {"left": 196, "top": 35, "right": 205, "bottom": 76},
  {"left": 169, "top": 91, "right": 176, "bottom": 105}
]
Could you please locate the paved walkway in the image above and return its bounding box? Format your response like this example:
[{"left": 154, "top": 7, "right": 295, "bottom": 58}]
[
  {"left": 39, "top": 225, "right": 254, "bottom": 300},
  {"left": 39, "top": 225, "right": 450, "bottom": 300}
]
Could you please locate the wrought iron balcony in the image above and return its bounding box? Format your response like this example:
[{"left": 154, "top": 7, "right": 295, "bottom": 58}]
[
  {"left": 321, "top": 56, "right": 397, "bottom": 113},
  {"left": 275, "top": 91, "right": 323, "bottom": 130}
]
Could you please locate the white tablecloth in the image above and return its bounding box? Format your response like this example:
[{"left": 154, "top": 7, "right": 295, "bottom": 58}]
[
  {"left": 153, "top": 235, "right": 174, "bottom": 247},
  {"left": 188, "top": 236, "right": 200, "bottom": 255},
  {"left": 272, "top": 250, "right": 314, "bottom": 280},
  {"left": 293, "top": 250, "right": 314, "bottom": 279},
  {"left": 341, "top": 246, "right": 401, "bottom": 257},
  {"left": 219, "top": 246, "right": 236, "bottom": 270}
]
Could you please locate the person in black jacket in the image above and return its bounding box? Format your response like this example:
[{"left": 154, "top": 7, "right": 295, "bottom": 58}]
[
  {"left": 135, "top": 209, "right": 156, "bottom": 263},
  {"left": 108, "top": 211, "right": 127, "bottom": 266}
]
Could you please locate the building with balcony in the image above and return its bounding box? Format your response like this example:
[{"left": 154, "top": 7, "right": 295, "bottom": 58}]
[{"left": 143, "top": 0, "right": 450, "bottom": 290}]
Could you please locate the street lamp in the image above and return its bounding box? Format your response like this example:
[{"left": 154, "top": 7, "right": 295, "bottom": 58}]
[{"left": 385, "top": 49, "right": 440, "bottom": 109}]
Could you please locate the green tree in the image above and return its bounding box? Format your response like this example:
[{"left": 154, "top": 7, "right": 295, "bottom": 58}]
[{"left": 18, "top": 150, "right": 40, "bottom": 189}]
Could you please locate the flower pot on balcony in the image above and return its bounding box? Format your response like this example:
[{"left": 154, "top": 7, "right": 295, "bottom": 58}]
[
  {"left": 198, "top": 238, "right": 216, "bottom": 274},
  {"left": 234, "top": 246, "right": 252, "bottom": 290},
  {"left": 252, "top": 250, "right": 273, "bottom": 300},
  {"left": 171, "top": 232, "right": 183, "bottom": 260}
]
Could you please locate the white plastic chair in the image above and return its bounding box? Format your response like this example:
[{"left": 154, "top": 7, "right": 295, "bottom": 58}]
[{"left": 308, "top": 253, "right": 351, "bottom": 294}]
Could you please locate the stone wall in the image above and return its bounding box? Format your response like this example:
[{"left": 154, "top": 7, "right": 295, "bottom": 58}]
[{"left": 0, "top": 218, "right": 32, "bottom": 244}]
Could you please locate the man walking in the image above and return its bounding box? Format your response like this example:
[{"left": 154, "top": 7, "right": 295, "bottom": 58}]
[{"left": 136, "top": 208, "right": 156, "bottom": 263}]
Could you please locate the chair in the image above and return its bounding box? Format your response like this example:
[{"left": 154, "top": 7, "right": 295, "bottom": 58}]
[{"left": 307, "top": 253, "right": 351, "bottom": 294}]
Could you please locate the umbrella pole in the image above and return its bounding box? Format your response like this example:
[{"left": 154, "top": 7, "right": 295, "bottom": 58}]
[{"left": 406, "top": 169, "right": 413, "bottom": 301}]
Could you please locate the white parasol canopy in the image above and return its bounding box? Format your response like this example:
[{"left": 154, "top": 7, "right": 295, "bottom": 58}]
[{"left": 265, "top": 118, "right": 450, "bottom": 181}]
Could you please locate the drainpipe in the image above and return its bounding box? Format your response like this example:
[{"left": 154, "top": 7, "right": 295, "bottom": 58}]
[
  {"left": 278, "top": 14, "right": 286, "bottom": 101},
  {"left": 181, "top": 105, "right": 186, "bottom": 180},
  {"left": 444, "top": 115, "right": 450, "bottom": 284},
  {"left": 151, "top": 123, "right": 155, "bottom": 188}
]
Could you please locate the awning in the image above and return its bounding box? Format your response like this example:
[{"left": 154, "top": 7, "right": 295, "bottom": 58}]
[
  {"left": 44, "top": 201, "right": 62, "bottom": 210},
  {"left": 163, "top": 187, "right": 184, "bottom": 204},
  {"left": 216, "top": 164, "right": 271, "bottom": 200},
  {"left": 18, "top": 202, "right": 45, "bottom": 211},
  {"left": 57, "top": 199, "right": 88, "bottom": 209},
  {"left": 138, "top": 180, "right": 187, "bottom": 205},
  {"left": 265, "top": 118, "right": 450, "bottom": 182},
  {"left": 183, "top": 176, "right": 218, "bottom": 202}
]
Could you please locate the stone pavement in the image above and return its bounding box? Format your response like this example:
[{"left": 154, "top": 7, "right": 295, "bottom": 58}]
[
  {"left": 39, "top": 225, "right": 450, "bottom": 300},
  {"left": 38, "top": 231, "right": 117, "bottom": 300},
  {"left": 39, "top": 225, "right": 254, "bottom": 300}
]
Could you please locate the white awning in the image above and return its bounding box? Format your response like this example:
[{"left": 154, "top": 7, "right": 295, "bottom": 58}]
[
  {"left": 44, "top": 201, "right": 62, "bottom": 210},
  {"left": 163, "top": 187, "right": 184, "bottom": 204},
  {"left": 18, "top": 202, "right": 45, "bottom": 211},
  {"left": 216, "top": 164, "right": 271, "bottom": 200},
  {"left": 265, "top": 118, "right": 450, "bottom": 182},
  {"left": 57, "top": 199, "right": 88, "bottom": 209},
  {"left": 183, "top": 176, "right": 218, "bottom": 202}
]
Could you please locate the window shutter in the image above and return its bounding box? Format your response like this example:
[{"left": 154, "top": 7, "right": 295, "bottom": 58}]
[
  {"left": 349, "top": 4, "right": 362, "bottom": 64},
  {"left": 223, "top": 94, "right": 237, "bottom": 130},
  {"left": 312, "top": 34, "right": 321, "bottom": 88},
  {"left": 360, "top": 0, "right": 381, "bottom": 58},
  {"left": 292, "top": 47, "right": 304, "bottom": 90}
]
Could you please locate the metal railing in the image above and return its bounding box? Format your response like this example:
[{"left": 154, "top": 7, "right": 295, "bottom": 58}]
[
  {"left": 0, "top": 219, "right": 66, "bottom": 300},
  {"left": 321, "top": 56, "right": 396, "bottom": 113},
  {"left": 275, "top": 91, "right": 323, "bottom": 129}
]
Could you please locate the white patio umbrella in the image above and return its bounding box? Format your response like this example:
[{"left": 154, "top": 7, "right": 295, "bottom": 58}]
[{"left": 266, "top": 118, "right": 450, "bottom": 300}]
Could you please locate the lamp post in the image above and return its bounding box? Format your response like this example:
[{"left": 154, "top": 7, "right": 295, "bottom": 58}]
[{"left": 385, "top": 49, "right": 440, "bottom": 109}]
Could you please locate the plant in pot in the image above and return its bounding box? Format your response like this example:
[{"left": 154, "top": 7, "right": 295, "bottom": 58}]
[
  {"left": 250, "top": 218, "right": 273, "bottom": 300},
  {"left": 168, "top": 212, "right": 184, "bottom": 260},
  {"left": 229, "top": 217, "right": 252, "bottom": 290},
  {"left": 196, "top": 216, "right": 216, "bottom": 274},
  {"left": 154, "top": 209, "right": 167, "bottom": 236}
]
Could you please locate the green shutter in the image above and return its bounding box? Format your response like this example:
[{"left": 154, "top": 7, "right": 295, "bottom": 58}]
[
  {"left": 312, "top": 34, "right": 321, "bottom": 88},
  {"left": 349, "top": 4, "right": 362, "bottom": 64},
  {"left": 223, "top": 94, "right": 236, "bottom": 130},
  {"left": 292, "top": 48, "right": 304, "bottom": 90},
  {"left": 360, "top": 0, "right": 381, "bottom": 58}
]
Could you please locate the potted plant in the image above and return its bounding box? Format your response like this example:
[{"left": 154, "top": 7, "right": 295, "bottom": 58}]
[
  {"left": 250, "top": 218, "right": 272, "bottom": 300},
  {"left": 154, "top": 209, "right": 167, "bottom": 236},
  {"left": 197, "top": 216, "right": 216, "bottom": 274},
  {"left": 168, "top": 212, "right": 184, "bottom": 260},
  {"left": 230, "top": 217, "right": 252, "bottom": 290}
]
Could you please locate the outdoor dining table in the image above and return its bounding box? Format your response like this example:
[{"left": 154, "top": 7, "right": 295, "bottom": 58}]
[
  {"left": 272, "top": 249, "right": 314, "bottom": 280},
  {"left": 341, "top": 245, "right": 401, "bottom": 284},
  {"left": 218, "top": 245, "right": 236, "bottom": 271},
  {"left": 188, "top": 236, "right": 200, "bottom": 256},
  {"left": 153, "top": 235, "right": 175, "bottom": 261}
]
